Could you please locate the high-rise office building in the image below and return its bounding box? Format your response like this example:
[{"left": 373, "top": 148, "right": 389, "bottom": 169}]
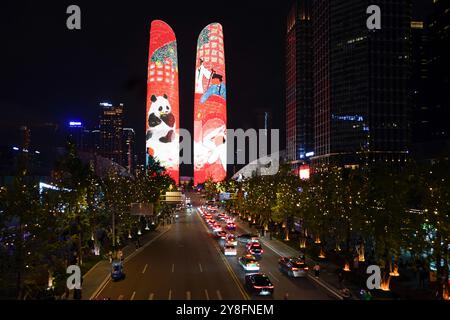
[
  {"left": 122, "top": 128, "right": 135, "bottom": 173},
  {"left": 311, "top": 0, "right": 412, "bottom": 167},
  {"left": 286, "top": 0, "right": 314, "bottom": 163},
  {"left": 410, "top": 20, "right": 433, "bottom": 157},
  {"left": 99, "top": 102, "right": 124, "bottom": 165},
  {"left": 427, "top": 0, "right": 450, "bottom": 149}
]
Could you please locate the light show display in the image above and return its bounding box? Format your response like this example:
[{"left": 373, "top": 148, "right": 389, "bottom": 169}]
[
  {"left": 146, "top": 20, "right": 179, "bottom": 184},
  {"left": 194, "top": 23, "right": 227, "bottom": 185}
]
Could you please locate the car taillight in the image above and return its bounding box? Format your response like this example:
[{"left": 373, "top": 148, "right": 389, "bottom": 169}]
[
  {"left": 292, "top": 268, "right": 298, "bottom": 271},
  {"left": 261, "top": 250, "right": 264, "bottom": 253}
]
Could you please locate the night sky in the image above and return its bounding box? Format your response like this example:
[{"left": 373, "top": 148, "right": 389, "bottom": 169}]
[
  {"left": 1, "top": 1, "right": 289, "bottom": 146},
  {"left": 0, "top": 0, "right": 431, "bottom": 169}
]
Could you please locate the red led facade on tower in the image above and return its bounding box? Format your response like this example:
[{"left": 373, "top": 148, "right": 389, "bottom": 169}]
[
  {"left": 146, "top": 20, "right": 179, "bottom": 184},
  {"left": 194, "top": 23, "right": 227, "bottom": 185}
]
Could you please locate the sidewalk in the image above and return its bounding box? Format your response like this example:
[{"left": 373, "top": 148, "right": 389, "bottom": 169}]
[
  {"left": 66, "top": 224, "right": 172, "bottom": 300},
  {"left": 236, "top": 218, "right": 359, "bottom": 300}
]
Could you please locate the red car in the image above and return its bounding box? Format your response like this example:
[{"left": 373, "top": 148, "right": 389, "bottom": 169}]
[
  {"left": 226, "top": 222, "right": 236, "bottom": 231},
  {"left": 247, "top": 242, "right": 264, "bottom": 258}
]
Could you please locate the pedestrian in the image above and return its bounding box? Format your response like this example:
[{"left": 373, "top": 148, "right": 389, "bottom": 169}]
[
  {"left": 284, "top": 292, "right": 289, "bottom": 300},
  {"left": 314, "top": 263, "right": 321, "bottom": 278},
  {"left": 353, "top": 255, "right": 359, "bottom": 270},
  {"left": 418, "top": 265, "right": 426, "bottom": 289},
  {"left": 108, "top": 251, "right": 113, "bottom": 263},
  {"left": 338, "top": 269, "right": 344, "bottom": 287},
  {"left": 299, "top": 251, "right": 305, "bottom": 262}
]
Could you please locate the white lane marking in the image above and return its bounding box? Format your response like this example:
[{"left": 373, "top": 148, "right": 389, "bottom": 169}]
[
  {"left": 172, "top": 264, "right": 175, "bottom": 273},
  {"left": 142, "top": 264, "right": 148, "bottom": 274},
  {"left": 148, "top": 293, "right": 154, "bottom": 300},
  {"left": 186, "top": 291, "right": 191, "bottom": 300},
  {"left": 168, "top": 290, "right": 172, "bottom": 300},
  {"left": 130, "top": 292, "right": 136, "bottom": 300},
  {"left": 268, "top": 271, "right": 280, "bottom": 282},
  {"left": 216, "top": 290, "right": 223, "bottom": 300},
  {"left": 118, "top": 295, "right": 124, "bottom": 300},
  {"left": 91, "top": 226, "right": 172, "bottom": 300},
  {"left": 199, "top": 263, "right": 203, "bottom": 273},
  {"left": 204, "top": 289, "right": 210, "bottom": 300}
]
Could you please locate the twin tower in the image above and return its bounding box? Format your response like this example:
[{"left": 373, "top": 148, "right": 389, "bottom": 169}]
[{"left": 145, "top": 20, "right": 227, "bottom": 186}]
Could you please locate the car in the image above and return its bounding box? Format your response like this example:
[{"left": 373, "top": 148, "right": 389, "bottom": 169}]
[
  {"left": 278, "top": 257, "right": 309, "bottom": 277},
  {"left": 247, "top": 242, "right": 264, "bottom": 257},
  {"left": 111, "top": 261, "right": 125, "bottom": 281},
  {"left": 226, "top": 222, "right": 237, "bottom": 231},
  {"left": 226, "top": 234, "right": 238, "bottom": 246},
  {"left": 215, "top": 230, "right": 227, "bottom": 240},
  {"left": 223, "top": 245, "right": 237, "bottom": 256},
  {"left": 245, "top": 273, "right": 274, "bottom": 296},
  {"left": 237, "top": 234, "right": 259, "bottom": 244},
  {"left": 238, "top": 254, "right": 260, "bottom": 272},
  {"left": 213, "top": 225, "right": 223, "bottom": 233}
]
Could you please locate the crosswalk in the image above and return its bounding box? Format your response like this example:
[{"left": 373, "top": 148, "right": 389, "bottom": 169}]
[{"left": 117, "top": 289, "right": 225, "bottom": 301}]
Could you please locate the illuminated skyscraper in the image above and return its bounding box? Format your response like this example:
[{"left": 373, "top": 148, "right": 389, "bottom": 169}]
[
  {"left": 286, "top": 0, "right": 314, "bottom": 163},
  {"left": 99, "top": 102, "right": 124, "bottom": 165},
  {"left": 194, "top": 23, "right": 227, "bottom": 185},
  {"left": 146, "top": 20, "right": 179, "bottom": 184}
]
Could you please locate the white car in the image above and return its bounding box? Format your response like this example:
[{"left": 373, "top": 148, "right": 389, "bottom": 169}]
[
  {"left": 213, "top": 225, "right": 222, "bottom": 233},
  {"left": 226, "top": 235, "right": 238, "bottom": 246},
  {"left": 223, "top": 245, "right": 237, "bottom": 256}
]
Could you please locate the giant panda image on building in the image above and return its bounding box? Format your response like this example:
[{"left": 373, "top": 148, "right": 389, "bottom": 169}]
[{"left": 146, "top": 94, "right": 177, "bottom": 165}]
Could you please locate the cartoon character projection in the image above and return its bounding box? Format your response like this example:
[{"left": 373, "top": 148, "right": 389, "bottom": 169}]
[
  {"left": 194, "top": 23, "right": 227, "bottom": 185},
  {"left": 146, "top": 21, "right": 179, "bottom": 183}
]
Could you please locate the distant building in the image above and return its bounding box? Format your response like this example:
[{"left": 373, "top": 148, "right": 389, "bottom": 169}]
[
  {"left": 122, "top": 128, "right": 136, "bottom": 173},
  {"left": 67, "top": 121, "right": 84, "bottom": 150},
  {"left": 180, "top": 176, "right": 194, "bottom": 188},
  {"left": 99, "top": 102, "right": 124, "bottom": 166}
]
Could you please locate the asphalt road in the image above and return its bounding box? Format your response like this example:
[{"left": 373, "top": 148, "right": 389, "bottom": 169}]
[
  {"left": 95, "top": 200, "right": 333, "bottom": 300},
  {"left": 216, "top": 214, "right": 333, "bottom": 300}
]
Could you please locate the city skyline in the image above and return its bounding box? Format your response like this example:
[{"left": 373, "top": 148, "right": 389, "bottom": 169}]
[{"left": 0, "top": 1, "right": 436, "bottom": 170}]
